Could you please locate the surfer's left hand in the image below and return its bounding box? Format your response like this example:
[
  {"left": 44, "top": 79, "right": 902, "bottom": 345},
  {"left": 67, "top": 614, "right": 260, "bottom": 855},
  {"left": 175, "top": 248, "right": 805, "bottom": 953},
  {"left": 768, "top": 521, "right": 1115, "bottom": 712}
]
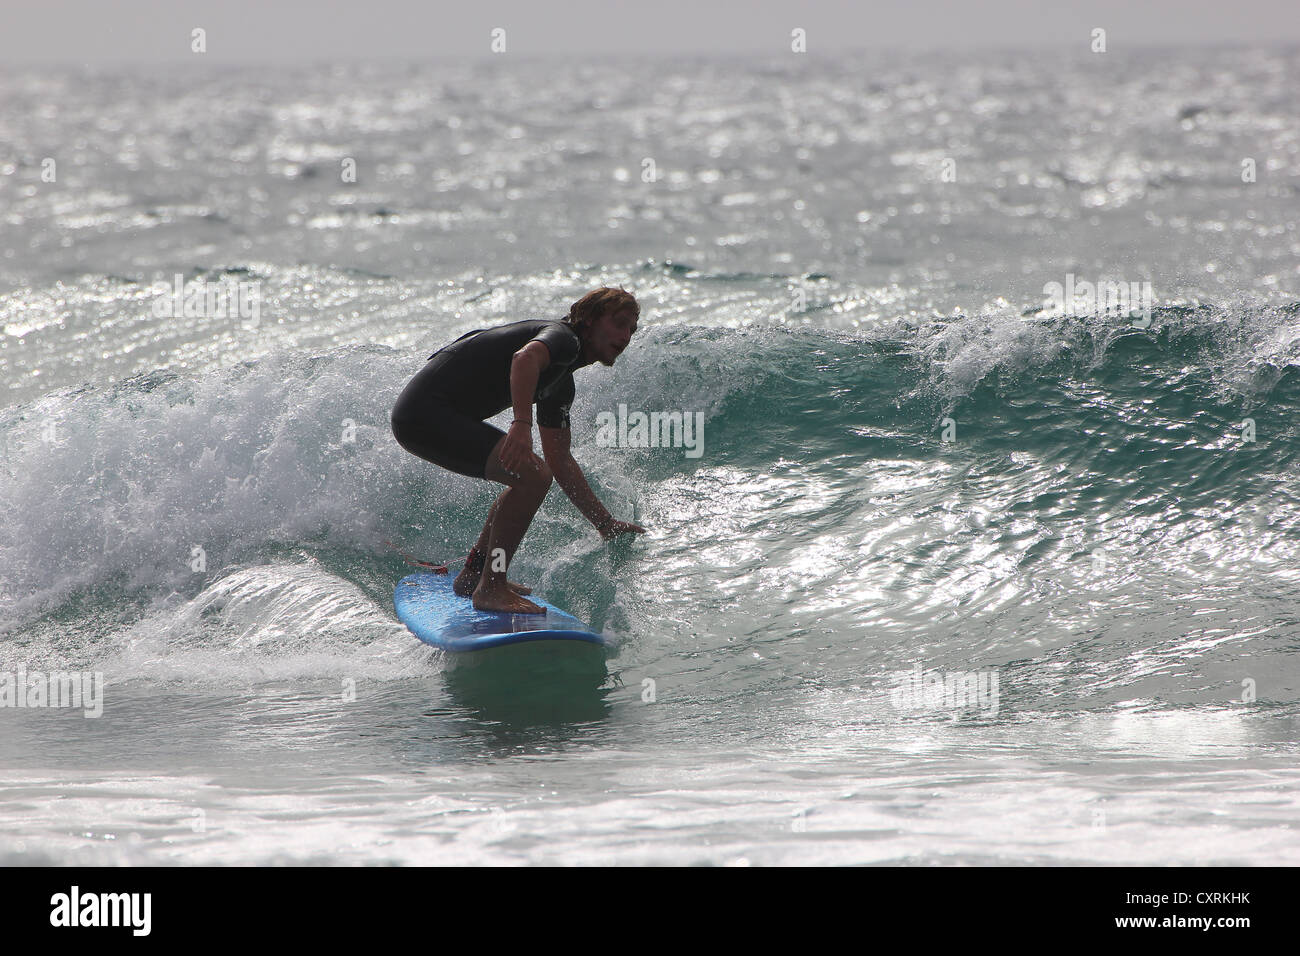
[{"left": 600, "top": 519, "right": 646, "bottom": 541}]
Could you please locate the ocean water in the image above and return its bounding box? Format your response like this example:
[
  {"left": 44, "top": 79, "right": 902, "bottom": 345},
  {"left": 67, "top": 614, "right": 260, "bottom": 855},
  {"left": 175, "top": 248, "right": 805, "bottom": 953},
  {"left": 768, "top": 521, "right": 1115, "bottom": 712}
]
[{"left": 2, "top": 48, "right": 1299, "bottom": 865}]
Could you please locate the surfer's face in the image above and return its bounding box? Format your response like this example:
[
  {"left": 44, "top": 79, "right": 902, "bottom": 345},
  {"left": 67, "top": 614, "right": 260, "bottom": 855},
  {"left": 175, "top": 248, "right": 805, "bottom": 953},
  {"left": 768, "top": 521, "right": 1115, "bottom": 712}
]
[{"left": 588, "top": 308, "right": 638, "bottom": 366}]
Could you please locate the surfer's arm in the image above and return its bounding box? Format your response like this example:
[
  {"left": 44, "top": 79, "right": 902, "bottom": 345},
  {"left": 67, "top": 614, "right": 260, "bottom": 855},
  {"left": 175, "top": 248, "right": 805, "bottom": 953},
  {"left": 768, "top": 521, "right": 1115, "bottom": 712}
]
[
  {"left": 539, "top": 426, "right": 611, "bottom": 525},
  {"left": 510, "top": 341, "right": 550, "bottom": 422},
  {"left": 500, "top": 342, "right": 550, "bottom": 472},
  {"left": 540, "top": 426, "right": 644, "bottom": 538}
]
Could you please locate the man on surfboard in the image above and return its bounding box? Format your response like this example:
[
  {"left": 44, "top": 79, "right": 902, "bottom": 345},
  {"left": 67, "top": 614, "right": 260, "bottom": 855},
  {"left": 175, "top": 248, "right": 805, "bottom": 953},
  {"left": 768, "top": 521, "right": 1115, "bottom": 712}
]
[{"left": 391, "top": 287, "right": 646, "bottom": 614}]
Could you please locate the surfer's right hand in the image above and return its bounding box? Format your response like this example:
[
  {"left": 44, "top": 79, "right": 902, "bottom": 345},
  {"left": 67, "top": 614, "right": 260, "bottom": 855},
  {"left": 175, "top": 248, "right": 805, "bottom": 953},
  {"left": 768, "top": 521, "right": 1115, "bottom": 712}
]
[{"left": 500, "top": 422, "right": 534, "bottom": 476}]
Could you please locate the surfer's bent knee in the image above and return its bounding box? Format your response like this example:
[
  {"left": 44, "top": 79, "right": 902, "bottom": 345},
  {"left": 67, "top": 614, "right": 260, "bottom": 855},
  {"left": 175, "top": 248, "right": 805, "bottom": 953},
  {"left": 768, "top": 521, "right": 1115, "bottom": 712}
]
[{"left": 519, "top": 454, "right": 552, "bottom": 489}]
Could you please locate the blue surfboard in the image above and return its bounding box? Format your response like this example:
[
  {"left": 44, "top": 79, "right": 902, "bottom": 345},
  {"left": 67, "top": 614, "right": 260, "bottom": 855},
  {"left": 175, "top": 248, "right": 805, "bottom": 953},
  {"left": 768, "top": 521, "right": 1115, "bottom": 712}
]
[{"left": 394, "top": 571, "right": 608, "bottom": 655}]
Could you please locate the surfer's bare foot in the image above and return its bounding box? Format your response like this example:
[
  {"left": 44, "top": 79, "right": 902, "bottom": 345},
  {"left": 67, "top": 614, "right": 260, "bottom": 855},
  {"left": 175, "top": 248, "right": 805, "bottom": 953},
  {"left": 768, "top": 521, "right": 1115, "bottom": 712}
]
[
  {"left": 454, "top": 566, "right": 531, "bottom": 596},
  {"left": 452, "top": 565, "right": 477, "bottom": 597},
  {"left": 472, "top": 581, "right": 544, "bottom": 614}
]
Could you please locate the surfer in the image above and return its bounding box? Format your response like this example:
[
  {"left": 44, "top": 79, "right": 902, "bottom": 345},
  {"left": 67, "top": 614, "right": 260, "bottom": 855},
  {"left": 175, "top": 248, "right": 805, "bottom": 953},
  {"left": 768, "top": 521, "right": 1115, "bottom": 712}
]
[{"left": 391, "top": 287, "right": 647, "bottom": 614}]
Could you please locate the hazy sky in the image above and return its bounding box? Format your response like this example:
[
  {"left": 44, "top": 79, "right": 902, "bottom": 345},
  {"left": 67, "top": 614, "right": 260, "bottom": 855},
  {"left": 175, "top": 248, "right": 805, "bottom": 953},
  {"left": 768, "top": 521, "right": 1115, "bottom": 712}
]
[{"left": 3, "top": 0, "right": 1298, "bottom": 62}]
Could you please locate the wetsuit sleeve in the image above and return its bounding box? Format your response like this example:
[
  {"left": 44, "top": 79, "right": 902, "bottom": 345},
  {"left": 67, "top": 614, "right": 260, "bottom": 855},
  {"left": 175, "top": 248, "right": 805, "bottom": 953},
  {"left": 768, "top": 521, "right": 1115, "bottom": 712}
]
[
  {"left": 537, "top": 373, "right": 575, "bottom": 430},
  {"left": 529, "top": 324, "right": 581, "bottom": 367}
]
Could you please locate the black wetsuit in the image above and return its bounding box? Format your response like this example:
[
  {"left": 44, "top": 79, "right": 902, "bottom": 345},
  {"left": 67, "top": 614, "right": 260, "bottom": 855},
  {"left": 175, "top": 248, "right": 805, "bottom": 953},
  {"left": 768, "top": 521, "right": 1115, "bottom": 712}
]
[{"left": 391, "top": 319, "right": 592, "bottom": 478}]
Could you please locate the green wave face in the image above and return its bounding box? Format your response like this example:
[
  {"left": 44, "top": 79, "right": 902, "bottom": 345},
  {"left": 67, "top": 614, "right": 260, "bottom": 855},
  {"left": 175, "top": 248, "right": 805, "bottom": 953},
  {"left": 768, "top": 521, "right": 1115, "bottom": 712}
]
[{"left": 3, "top": 307, "right": 1297, "bottom": 719}]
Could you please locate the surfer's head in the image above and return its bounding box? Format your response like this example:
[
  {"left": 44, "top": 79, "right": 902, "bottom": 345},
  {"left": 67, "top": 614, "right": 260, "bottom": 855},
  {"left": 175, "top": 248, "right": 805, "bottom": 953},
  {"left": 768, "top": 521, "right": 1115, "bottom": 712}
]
[{"left": 567, "top": 287, "right": 639, "bottom": 367}]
